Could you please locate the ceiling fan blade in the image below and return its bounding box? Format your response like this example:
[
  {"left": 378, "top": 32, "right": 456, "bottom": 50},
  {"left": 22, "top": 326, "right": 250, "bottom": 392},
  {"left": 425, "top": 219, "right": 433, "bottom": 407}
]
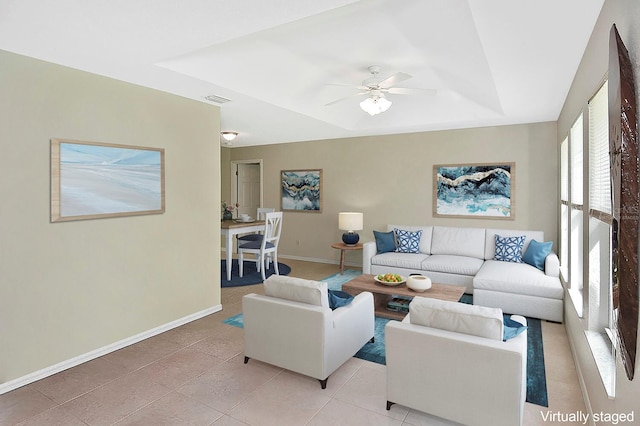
[
  {"left": 378, "top": 72, "right": 412, "bottom": 88},
  {"left": 324, "top": 92, "right": 368, "bottom": 106},
  {"left": 386, "top": 87, "right": 437, "bottom": 96}
]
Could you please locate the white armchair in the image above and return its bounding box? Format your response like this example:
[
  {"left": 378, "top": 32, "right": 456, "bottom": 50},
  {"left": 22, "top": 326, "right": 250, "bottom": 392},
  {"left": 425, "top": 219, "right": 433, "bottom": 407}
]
[
  {"left": 243, "top": 275, "right": 375, "bottom": 389},
  {"left": 385, "top": 297, "right": 527, "bottom": 426}
]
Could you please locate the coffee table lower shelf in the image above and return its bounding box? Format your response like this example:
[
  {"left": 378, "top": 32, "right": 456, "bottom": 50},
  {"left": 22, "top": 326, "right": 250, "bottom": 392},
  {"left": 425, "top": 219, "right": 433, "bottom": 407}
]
[{"left": 342, "top": 274, "right": 467, "bottom": 320}]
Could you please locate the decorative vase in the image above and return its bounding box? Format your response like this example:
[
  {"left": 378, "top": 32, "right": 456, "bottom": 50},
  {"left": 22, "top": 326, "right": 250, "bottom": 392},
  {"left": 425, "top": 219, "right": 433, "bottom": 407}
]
[
  {"left": 222, "top": 210, "right": 233, "bottom": 221},
  {"left": 407, "top": 275, "right": 432, "bottom": 292}
]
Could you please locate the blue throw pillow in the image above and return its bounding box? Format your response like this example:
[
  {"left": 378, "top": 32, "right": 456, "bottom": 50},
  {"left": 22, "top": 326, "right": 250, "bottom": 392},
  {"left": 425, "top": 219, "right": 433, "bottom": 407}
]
[
  {"left": 394, "top": 229, "right": 422, "bottom": 254},
  {"left": 522, "top": 239, "right": 553, "bottom": 271},
  {"left": 374, "top": 230, "right": 396, "bottom": 254},
  {"left": 328, "top": 290, "right": 354, "bottom": 310},
  {"left": 503, "top": 315, "right": 527, "bottom": 341},
  {"left": 494, "top": 235, "right": 525, "bottom": 263}
]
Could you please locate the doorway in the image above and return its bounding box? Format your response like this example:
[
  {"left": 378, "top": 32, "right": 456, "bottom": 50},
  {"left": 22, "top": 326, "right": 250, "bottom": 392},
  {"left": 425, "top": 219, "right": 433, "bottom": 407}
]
[{"left": 231, "top": 160, "right": 264, "bottom": 217}]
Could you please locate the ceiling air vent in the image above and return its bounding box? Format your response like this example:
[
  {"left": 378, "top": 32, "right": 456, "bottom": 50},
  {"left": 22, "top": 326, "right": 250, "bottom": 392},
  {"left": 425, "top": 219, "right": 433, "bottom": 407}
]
[{"left": 204, "top": 94, "right": 232, "bottom": 104}]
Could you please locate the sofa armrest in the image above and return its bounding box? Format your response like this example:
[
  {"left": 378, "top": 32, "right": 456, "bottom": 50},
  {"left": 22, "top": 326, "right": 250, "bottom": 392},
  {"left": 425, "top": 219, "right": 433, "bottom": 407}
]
[
  {"left": 362, "top": 241, "right": 377, "bottom": 274},
  {"left": 332, "top": 292, "right": 374, "bottom": 335},
  {"left": 327, "top": 291, "right": 374, "bottom": 375},
  {"left": 544, "top": 252, "right": 560, "bottom": 278}
]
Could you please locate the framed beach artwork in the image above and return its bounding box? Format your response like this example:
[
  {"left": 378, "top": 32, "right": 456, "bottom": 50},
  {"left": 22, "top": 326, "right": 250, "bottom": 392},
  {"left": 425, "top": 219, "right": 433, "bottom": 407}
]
[
  {"left": 281, "top": 169, "right": 322, "bottom": 212},
  {"left": 51, "top": 138, "right": 165, "bottom": 222},
  {"left": 433, "top": 162, "right": 515, "bottom": 219}
]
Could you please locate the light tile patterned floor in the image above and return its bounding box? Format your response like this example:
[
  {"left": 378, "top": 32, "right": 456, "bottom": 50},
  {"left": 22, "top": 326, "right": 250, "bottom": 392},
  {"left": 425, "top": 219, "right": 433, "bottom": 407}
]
[{"left": 1, "top": 259, "right": 585, "bottom": 425}]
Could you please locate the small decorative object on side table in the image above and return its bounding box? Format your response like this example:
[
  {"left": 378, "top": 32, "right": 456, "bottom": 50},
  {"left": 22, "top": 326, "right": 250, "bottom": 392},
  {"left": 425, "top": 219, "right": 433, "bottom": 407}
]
[{"left": 331, "top": 242, "right": 363, "bottom": 274}]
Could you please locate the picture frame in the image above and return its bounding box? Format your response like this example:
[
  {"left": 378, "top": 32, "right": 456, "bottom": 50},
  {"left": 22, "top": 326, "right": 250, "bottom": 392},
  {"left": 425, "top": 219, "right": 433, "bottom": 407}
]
[
  {"left": 51, "top": 138, "right": 165, "bottom": 222},
  {"left": 281, "top": 169, "right": 322, "bottom": 212},
  {"left": 433, "top": 162, "right": 515, "bottom": 219}
]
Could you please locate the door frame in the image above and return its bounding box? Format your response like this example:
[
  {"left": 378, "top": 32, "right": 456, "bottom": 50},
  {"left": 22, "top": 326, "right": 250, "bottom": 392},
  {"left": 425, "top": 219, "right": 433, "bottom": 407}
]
[{"left": 230, "top": 159, "right": 264, "bottom": 211}]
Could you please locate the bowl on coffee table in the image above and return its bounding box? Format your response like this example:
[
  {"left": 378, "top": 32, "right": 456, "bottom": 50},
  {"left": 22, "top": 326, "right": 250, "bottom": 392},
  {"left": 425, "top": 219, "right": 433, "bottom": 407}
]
[{"left": 374, "top": 273, "right": 406, "bottom": 287}]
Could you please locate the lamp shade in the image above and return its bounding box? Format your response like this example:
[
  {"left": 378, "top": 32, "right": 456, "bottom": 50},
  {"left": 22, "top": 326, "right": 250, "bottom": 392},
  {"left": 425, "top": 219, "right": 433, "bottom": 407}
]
[{"left": 338, "top": 212, "right": 363, "bottom": 231}]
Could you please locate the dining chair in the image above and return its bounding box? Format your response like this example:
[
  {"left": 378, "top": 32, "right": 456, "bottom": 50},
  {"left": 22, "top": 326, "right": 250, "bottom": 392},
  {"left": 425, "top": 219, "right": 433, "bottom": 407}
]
[
  {"left": 238, "top": 211, "right": 283, "bottom": 280},
  {"left": 237, "top": 207, "right": 275, "bottom": 246}
]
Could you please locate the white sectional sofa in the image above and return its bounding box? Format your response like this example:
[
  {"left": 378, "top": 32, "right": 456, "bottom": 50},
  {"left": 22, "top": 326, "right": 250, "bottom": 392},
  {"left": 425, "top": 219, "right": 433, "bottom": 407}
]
[{"left": 362, "top": 225, "right": 564, "bottom": 322}]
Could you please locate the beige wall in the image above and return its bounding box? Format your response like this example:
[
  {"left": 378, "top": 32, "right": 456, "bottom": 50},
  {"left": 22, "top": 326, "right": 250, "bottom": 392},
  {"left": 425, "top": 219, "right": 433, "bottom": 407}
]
[
  {"left": 0, "top": 50, "right": 221, "bottom": 385},
  {"left": 229, "top": 122, "right": 558, "bottom": 267},
  {"left": 221, "top": 146, "right": 231, "bottom": 204},
  {"left": 557, "top": 0, "right": 640, "bottom": 416}
]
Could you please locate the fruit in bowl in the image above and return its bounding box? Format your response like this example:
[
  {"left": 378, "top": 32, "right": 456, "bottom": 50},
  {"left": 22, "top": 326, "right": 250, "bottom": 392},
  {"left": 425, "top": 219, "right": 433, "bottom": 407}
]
[
  {"left": 377, "top": 273, "right": 402, "bottom": 283},
  {"left": 374, "top": 274, "right": 406, "bottom": 285}
]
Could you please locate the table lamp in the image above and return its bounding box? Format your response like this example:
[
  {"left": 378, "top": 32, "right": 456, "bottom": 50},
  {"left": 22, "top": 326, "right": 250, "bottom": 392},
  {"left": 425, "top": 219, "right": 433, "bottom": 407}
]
[{"left": 339, "top": 212, "right": 363, "bottom": 245}]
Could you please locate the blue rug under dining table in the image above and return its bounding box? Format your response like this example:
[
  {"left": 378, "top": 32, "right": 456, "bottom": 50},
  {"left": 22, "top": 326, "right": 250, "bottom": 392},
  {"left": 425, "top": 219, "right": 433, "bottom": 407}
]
[
  {"left": 221, "top": 259, "right": 291, "bottom": 287},
  {"left": 223, "top": 269, "right": 548, "bottom": 407}
]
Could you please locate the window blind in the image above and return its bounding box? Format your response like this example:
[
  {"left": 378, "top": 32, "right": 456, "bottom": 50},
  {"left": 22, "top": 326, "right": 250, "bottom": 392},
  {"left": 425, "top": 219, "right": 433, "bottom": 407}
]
[
  {"left": 589, "top": 81, "right": 611, "bottom": 217},
  {"left": 570, "top": 114, "right": 584, "bottom": 206}
]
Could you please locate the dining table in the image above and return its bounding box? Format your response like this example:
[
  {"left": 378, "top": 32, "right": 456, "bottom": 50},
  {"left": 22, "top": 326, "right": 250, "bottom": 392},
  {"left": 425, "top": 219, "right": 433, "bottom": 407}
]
[{"left": 220, "top": 219, "right": 266, "bottom": 281}]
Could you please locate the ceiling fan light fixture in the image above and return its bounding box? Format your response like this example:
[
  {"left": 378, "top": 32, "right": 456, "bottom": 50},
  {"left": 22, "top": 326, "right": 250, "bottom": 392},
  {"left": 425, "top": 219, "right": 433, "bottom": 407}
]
[
  {"left": 360, "top": 95, "right": 392, "bottom": 116},
  {"left": 221, "top": 131, "right": 238, "bottom": 141}
]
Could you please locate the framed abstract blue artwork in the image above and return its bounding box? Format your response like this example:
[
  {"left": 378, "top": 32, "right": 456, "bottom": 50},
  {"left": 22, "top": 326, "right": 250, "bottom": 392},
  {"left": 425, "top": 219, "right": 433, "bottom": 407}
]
[
  {"left": 281, "top": 169, "right": 322, "bottom": 212},
  {"left": 51, "top": 138, "right": 165, "bottom": 222},
  {"left": 433, "top": 162, "right": 515, "bottom": 219}
]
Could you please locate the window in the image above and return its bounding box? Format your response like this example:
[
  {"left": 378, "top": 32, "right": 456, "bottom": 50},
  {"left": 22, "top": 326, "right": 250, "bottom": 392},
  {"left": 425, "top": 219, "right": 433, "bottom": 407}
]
[
  {"left": 560, "top": 137, "right": 569, "bottom": 280},
  {"left": 560, "top": 81, "right": 614, "bottom": 396},
  {"left": 588, "top": 81, "right": 612, "bottom": 331},
  {"left": 586, "top": 80, "right": 615, "bottom": 397},
  {"left": 560, "top": 114, "right": 584, "bottom": 316}
]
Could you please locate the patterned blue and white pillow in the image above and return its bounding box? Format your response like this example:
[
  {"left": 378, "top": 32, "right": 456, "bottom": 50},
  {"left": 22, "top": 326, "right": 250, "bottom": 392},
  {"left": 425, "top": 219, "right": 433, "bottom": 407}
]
[
  {"left": 394, "top": 228, "right": 422, "bottom": 253},
  {"left": 494, "top": 235, "right": 526, "bottom": 263}
]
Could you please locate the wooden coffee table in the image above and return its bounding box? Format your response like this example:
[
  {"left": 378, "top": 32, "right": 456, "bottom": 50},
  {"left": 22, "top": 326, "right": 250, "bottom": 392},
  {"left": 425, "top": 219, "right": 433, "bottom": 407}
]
[{"left": 342, "top": 274, "right": 466, "bottom": 320}]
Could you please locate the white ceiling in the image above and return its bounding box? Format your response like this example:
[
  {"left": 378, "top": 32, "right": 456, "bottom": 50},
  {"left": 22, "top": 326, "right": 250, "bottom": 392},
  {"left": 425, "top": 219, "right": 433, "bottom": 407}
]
[{"left": 0, "top": 0, "right": 604, "bottom": 147}]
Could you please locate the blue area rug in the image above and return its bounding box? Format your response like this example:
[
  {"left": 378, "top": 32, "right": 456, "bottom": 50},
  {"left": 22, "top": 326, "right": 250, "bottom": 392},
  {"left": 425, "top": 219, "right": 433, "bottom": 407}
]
[
  {"left": 223, "top": 270, "right": 548, "bottom": 407},
  {"left": 221, "top": 259, "right": 291, "bottom": 288}
]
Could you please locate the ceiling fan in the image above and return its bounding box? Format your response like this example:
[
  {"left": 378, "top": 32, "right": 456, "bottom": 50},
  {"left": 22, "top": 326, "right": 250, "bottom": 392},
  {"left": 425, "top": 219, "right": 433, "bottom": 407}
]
[{"left": 325, "top": 65, "right": 436, "bottom": 115}]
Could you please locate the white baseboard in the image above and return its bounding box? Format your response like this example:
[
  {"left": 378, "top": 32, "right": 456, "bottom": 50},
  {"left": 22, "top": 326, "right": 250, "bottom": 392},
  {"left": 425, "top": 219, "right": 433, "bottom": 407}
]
[{"left": 0, "top": 304, "right": 222, "bottom": 396}]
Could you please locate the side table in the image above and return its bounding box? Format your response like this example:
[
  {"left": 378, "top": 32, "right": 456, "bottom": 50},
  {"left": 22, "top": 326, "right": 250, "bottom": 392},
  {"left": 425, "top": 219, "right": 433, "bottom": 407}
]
[{"left": 331, "top": 242, "right": 363, "bottom": 274}]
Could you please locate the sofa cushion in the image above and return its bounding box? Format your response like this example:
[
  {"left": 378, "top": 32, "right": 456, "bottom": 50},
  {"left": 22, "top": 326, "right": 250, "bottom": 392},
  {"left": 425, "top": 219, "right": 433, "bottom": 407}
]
[
  {"left": 409, "top": 297, "right": 504, "bottom": 341},
  {"left": 494, "top": 235, "right": 525, "bottom": 263},
  {"left": 371, "top": 252, "right": 430, "bottom": 270},
  {"left": 421, "top": 255, "right": 484, "bottom": 276},
  {"left": 374, "top": 230, "right": 396, "bottom": 254},
  {"left": 387, "top": 225, "right": 433, "bottom": 254},
  {"left": 474, "top": 260, "right": 564, "bottom": 300},
  {"left": 394, "top": 228, "right": 422, "bottom": 253},
  {"left": 522, "top": 239, "right": 554, "bottom": 271},
  {"left": 484, "top": 228, "right": 544, "bottom": 260},
  {"left": 264, "top": 275, "right": 329, "bottom": 308},
  {"left": 430, "top": 226, "right": 485, "bottom": 259}
]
